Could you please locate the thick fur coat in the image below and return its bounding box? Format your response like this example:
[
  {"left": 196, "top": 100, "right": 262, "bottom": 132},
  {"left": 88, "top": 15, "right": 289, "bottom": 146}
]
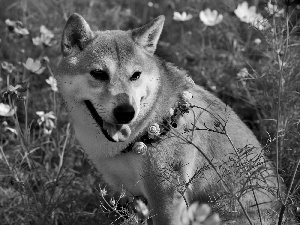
[{"left": 55, "top": 14, "right": 286, "bottom": 225}]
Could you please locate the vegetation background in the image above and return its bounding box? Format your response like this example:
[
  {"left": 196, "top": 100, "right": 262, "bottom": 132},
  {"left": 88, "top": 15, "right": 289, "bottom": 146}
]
[{"left": 0, "top": 0, "right": 299, "bottom": 224}]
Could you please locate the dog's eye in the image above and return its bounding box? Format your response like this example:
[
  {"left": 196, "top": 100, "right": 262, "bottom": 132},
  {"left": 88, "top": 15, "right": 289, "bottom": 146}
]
[
  {"left": 130, "top": 71, "right": 141, "bottom": 81},
  {"left": 90, "top": 69, "right": 109, "bottom": 81}
]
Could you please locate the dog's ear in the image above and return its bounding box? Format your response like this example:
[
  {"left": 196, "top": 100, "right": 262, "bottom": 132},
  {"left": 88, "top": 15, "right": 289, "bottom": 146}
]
[
  {"left": 61, "top": 13, "right": 94, "bottom": 56},
  {"left": 132, "top": 15, "right": 165, "bottom": 54}
]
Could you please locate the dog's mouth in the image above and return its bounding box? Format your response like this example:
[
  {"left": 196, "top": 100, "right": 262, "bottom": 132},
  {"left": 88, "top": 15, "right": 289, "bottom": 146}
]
[{"left": 84, "top": 100, "right": 131, "bottom": 142}]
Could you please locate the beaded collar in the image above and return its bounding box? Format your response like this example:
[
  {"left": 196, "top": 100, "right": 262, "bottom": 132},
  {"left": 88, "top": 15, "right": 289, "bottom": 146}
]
[{"left": 121, "top": 76, "right": 195, "bottom": 155}]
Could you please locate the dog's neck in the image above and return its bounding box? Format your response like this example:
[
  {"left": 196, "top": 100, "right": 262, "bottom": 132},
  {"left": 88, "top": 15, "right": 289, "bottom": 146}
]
[{"left": 121, "top": 61, "right": 195, "bottom": 154}]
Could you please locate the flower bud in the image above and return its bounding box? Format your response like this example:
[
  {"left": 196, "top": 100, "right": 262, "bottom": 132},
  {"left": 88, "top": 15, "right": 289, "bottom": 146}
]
[
  {"left": 132, "top": 142, "right": 147, "bottom": 155},
  {"left": 148, "top": 123, "right": 161, "bottom": 139}
]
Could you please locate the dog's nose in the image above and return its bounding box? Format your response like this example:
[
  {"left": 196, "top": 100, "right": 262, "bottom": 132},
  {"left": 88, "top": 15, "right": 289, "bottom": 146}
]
[{"left": 113, "top": 104, "right": 135, "bottom": 124}]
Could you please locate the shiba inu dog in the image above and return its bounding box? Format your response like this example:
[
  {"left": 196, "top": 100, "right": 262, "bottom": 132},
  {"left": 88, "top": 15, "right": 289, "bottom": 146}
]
[{"left": 55, "top": 13, "right": 287, "bottom": 224}]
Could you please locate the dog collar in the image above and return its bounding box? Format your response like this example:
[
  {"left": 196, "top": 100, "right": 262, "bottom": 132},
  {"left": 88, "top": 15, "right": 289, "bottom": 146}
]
[{"left": 121, "top": 76, "right": 195, "bottom": 155}]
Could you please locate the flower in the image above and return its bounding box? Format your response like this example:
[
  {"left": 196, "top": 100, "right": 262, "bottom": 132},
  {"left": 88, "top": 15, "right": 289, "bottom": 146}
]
[
  {"left": 36, "top": 111, "right": 56, "bottom": 134},
  {"left": 2, "top": 121, "right": 18, "bottom": 135},
  {"left": 148, "top": 123, "right": 161, "bottom": 139},
  {"left": 237, "top": 68, "right": 249, "bottom": 78},
  {"left": 132, "top": 142, "right": 147, "bottom": 155},
  {"left": 120, "top": 189, "right": 126, "bottom": 198},
  {"left": 265, "top": 1, "right": 284, "bottom": 17},
  {"left": 199, "top": 9, "right": 223, "bottom": 26},
  {"left": 181, "top": 202, "right": 221, "bottom": 225},
  {"left": 0, "top": 103, "right": 16, "bottom": 117},
  {"left": 182, "top": 91, "right": 193, "bottom": 102},
  {"left": 23, "top": 58, "right": 45, "bottom": 74},
  {"left": 1, "top": 61, "right": 16, "bottom": 73},
  {"left": 110, "top": 197, "right": 116, "bottom": 206},
  {"left": 32, "top": 25, "right": 55, "bottom": 47},
  {"left": 5, "top": 19, "right": 29, "bottom": 36},
  {"left": 134, "top": 199, "right": 150, "bottom": 220},
  {"left": 254, "top": 38, "right": 261, "bottom": 44},
  {"left": 100, "top": 187, "right": 107, "bottom": 196},
  {"left": 234, "top": 2, "right": 258, "bottom": 23},
  {"left": 46, "top": 76, "right": 58, "bottom": 92},
  {"left": 8, "top": 83, "right": 28, "bottom": 93},
  {"left": 173, "top": 12, "right": 193, "bottom": 21},
  {"left": 234, "top": 2, "right": 270, "bottom": 30}
]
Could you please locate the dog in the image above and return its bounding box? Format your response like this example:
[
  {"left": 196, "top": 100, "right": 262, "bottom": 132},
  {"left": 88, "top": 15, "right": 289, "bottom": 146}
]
[{"left": 55, "top": 13, "right": 286, "bottom": 224}]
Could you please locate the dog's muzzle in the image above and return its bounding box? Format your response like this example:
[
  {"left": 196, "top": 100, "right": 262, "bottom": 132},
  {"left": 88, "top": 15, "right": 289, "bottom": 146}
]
[{"left": 84, "top": 100, "right": 132, "bottom": 142}]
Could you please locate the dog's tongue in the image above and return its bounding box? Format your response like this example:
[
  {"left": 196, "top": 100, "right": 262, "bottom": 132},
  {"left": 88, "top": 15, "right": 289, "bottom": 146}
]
[{"left": 103, "top": 121, "right": 131, "bottom": 142}]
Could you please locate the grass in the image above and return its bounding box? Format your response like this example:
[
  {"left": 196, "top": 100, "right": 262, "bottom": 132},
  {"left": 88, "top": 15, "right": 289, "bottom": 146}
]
[{"left": 0, "top": 0, "right": 299, "bottom": 224}]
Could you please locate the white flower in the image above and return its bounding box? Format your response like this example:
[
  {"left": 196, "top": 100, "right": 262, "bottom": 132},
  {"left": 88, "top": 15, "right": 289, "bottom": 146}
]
[
  {"left": 181, "top": 202, "right": 220, "bottom": 224},
  {"left": 199, "top": 9, "right": 223, "bottom": 26},
  {"left": 134, "top": 199, "right": 150, "bottom": 220},
  {"left": 182, "top": 91, "right": 193, "bottom": 102},
  {"left": 40, "top": 25, "right": 54, "bottom": 38},
  {"left": 0, "top": 103, "right": 16, "bottom": 117},
  {"left": 32, "top": 36, "right": 43, "bottom": 46},
  {"left": 100, "top": 187, "right": 107, "bottom": 196},
  {"left": 110, "top": 197, "right": 116, "bottom": 206},
  {"left": 234, "top": 2, "right": 270, "bottom": 30},
  {"left": 254, "top": 38, "right": 261, "bottom": 44},
  {"left": 237, "top": 68, "right": 249, "bottom": 78},
  {"left": 173, "top": 12, "right": 193, "bottom": 22},
  {"left": 36, "top": 111, "right": 56, "bottom": 134},
  {"left": 265, "top": 2, "right": 284, "bottom": 17},
  {"left": 23, "top": 58, "right": 45, "bottom": 74},
  {"left": 5, "top": 19, "right": 29, "bottom": 36},
  {"left": 234, "top": 2, "right": 258, "bottom": 23},
  {"left": 46, "top": 76, "right": 58, "bottom": 92},
  {"left": 1, "top": 61, "right": 16, "bottom": 73},
  {"left": 4, "top": 127, "right": 18, "bottom": 135},
  {"left": 32, "top": 25, "right": 54, "bottom": 46}
]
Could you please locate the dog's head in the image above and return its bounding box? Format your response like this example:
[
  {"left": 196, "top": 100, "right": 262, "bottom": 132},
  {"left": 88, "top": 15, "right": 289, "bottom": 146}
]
[{"left": 55, "top": 13, "right": 165, "bottom": 153}]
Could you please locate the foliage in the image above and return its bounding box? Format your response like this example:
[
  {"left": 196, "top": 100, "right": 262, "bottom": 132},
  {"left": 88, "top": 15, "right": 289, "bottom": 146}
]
[{"left": 0, "top": 0, "right": 300, "bottom": 224}]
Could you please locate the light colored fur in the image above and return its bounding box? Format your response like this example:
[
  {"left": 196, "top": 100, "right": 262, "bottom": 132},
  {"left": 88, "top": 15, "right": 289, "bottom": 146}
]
[{"left": 55, "top": 14, "right": 285, "bottom": 224}]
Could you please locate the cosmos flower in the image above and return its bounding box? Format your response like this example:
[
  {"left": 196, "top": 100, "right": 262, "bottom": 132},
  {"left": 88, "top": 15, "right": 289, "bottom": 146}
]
[
  {"left": 234, "top": 2, "right": 258, "bottom": 24},
  {"left": 5, "top": 19, "right": 29, "bottom": 36},
  {"left": 46, "top": 76, "right": 58, "bottom": 92},
  {"left": 199, "top": 9, "right": 223, "bottom": 26},
  {"left": 173, "top": 12, "right": 193, "bottom": 21},
  {"left": 234, "top": 2, "right": 270, "bottom": 30},
  {"left": 1, "top": 61, "right": 16, "bottom": 73},
  {"left": 0, "top": 103, "right": 16, "bottom": 117},
  {"left": 36, "top": 111, "right": 56, "bottom": 134},
  {"left": 237, "top": 68, "right": 249, "bottom": 78},
  {"left": 181, "top": 202, "right": 220, "bottom": 225},
  {"left": 182, "top": 91, "right": 193, "bottom": 102},
  {"left": 23, "top": 58, "right": 46, "bottom": 75},
  {"left": 32, "top": 25, "right": 55, "bottom": 47}
]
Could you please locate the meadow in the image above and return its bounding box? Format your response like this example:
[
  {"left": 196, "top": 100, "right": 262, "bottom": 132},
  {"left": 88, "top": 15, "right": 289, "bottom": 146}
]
[{"left": 0, "top": 0, "right": 299, "bottom": 224}]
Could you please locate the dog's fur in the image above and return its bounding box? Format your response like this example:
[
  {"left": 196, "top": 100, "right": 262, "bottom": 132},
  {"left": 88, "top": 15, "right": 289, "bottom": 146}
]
[{"left": 55, "top": 14, "right": 284, "bottom": 224}]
